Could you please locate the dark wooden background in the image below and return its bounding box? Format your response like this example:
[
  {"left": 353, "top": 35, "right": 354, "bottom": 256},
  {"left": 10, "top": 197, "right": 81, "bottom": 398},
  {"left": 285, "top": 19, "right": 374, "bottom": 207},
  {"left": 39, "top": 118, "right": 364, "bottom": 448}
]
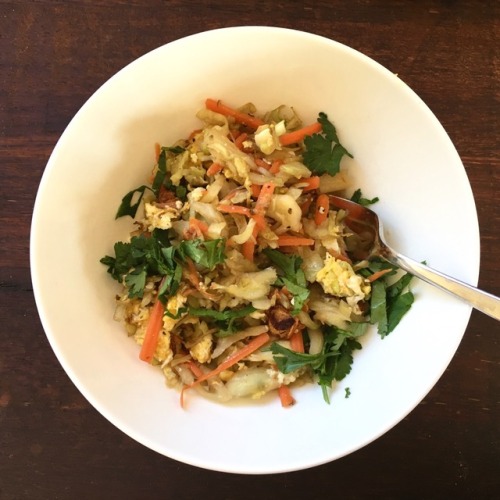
[{"left": 1, "top": 1, "right": 498, "bottom": 499}]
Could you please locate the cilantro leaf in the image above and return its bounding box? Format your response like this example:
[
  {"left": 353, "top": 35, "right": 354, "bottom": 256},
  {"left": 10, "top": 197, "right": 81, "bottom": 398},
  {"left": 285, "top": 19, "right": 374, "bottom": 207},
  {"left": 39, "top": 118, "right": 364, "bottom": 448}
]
[
  {"left": 271, "top": 323, "right": 367, "bottom": 404},
  {"left": 124, "top": 265, "right": 147, "bottom": 298},
  {"left": 387, "top": 291, "right": 414, "bottom": 332},
  {"left": 189, "top": 305, "right": 257, "bottom": 337},
  {"left": 115, "top": 185, "right": 151, "bottom": 219},
  {"left": 177, "top": 239, "right": 226, "bottom": 271},
  {"left": 303, "top": 112, "right": 353, "bottom": 176},
  {"left": 270, "top": 343, "right": 333, "bottom": 373},
  {"left": 370, "top": 280, "right": 389, "bottom": 337},
  {"left": 263, "top": 249, "right": 309, "bottom": 315},
  {"left": 369, "top": 269, "right": 414, "bottom": 337},
  {"left": 350, "top": 188, "right": 379, "bottom": 206}
]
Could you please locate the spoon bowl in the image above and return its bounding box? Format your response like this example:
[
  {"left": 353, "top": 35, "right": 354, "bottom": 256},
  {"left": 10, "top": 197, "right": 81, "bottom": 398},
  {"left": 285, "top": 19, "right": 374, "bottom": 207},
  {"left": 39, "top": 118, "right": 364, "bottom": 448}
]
[{"left": 329, "top": 196, "right": 500, "bottom": 321}]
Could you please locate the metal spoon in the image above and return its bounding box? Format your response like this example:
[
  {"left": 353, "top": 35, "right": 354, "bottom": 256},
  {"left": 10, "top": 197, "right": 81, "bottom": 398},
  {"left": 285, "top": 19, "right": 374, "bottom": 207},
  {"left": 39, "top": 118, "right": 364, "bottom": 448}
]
[{"left": 329, "top": 196, "right": 500, "bottom": 321}]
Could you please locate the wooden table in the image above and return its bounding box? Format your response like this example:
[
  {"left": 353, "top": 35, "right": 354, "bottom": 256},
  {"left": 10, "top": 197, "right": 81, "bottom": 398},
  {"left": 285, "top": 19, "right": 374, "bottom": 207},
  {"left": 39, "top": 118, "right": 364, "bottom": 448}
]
[{"left": 1, "top": 1, "right": 498, "bottom": 498}]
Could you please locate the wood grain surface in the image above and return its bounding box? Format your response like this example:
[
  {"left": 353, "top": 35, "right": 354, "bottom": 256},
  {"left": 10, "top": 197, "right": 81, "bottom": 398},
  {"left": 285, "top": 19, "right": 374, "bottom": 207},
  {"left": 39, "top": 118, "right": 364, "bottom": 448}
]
[{"left": 1, "top": 1, "right": 498, "bottom": 499}]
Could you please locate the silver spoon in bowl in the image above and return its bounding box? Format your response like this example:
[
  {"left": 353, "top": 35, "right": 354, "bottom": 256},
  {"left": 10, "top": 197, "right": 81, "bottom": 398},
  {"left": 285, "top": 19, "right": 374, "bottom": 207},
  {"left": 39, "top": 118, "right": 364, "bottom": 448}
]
[{"left": 329, "top": 196, "right": 500, "bottom": 321}]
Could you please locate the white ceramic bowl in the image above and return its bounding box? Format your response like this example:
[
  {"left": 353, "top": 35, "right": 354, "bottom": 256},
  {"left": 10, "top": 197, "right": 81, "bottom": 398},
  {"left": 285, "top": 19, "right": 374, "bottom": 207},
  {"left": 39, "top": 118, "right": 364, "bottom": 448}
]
[{"left": 31, "top": 26, "right": 479, "bottom": 474}]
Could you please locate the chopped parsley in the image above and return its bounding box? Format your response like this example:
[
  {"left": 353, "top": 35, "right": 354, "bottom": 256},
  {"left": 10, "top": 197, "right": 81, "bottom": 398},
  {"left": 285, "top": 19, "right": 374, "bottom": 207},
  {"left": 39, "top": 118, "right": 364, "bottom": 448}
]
[
  {"left": 100, "top": 234, "right": 226, "bottom": 302},
  {"left": 303, "top": 112, "right": 353, "bottom": 176},
  {"left": 188, "top": 305, "right": 257, "bottom": 337},
  {"left": 360, "top": 260, "right": 415, "bottom": 337},
  {"left": 263, "top": 248, "right": 309, "bottom": 315},
  {"left": 115, "top": 145, "right": 187, "bottom": 219},
  {"left": 270, "top": 323, "right": 368, "bottom": 403},
  {"left": 350, "top": 188, "right": 379, "bottom": 206}
]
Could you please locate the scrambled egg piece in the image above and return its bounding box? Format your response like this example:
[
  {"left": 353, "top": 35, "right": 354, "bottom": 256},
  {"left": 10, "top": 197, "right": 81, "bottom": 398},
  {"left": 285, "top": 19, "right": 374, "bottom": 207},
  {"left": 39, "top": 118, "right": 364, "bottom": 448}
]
[
  {"left": 254, "top": 121, "right": 285, "bottom": 155},
  {"left": 316, "top": 254, "right": 371, "bottom": 301},
  {"left": 190, "top": 334, "right": 213, "bottom": 364},
  {"left": 134, "top": 294, "right": 186, "bottom": 364},
  {"left": 143, "top": 202, "right": 180, "bottom": 231}
]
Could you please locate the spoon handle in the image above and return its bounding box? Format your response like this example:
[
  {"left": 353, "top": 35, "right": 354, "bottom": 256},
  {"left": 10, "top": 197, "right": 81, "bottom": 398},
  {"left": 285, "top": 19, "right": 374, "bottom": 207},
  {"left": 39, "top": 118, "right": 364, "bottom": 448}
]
[{"left": 386, "top": 252, "right": 500, "bottom": 321}]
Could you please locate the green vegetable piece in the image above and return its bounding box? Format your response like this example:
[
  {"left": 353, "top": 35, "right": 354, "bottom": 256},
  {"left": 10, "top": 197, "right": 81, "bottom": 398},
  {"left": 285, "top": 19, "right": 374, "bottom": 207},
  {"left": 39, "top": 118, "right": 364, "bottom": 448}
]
[
  {"left": 263, "top": 248, "right": 309, "bottom": 315},
  {"left": 271, "top": 323, "right": 366, "bottom": 404},
  {"left": 189, "top": 305, "right": 257, "bottom": 337},
  {"left": 303, "top": 112, "right": 353, "bottom": 176},
  {"left": 115, "top": 185, "right": 150, "bottom": 219},
  {"left": 350, "top": 188, "right": 379, "bottom": 206}
]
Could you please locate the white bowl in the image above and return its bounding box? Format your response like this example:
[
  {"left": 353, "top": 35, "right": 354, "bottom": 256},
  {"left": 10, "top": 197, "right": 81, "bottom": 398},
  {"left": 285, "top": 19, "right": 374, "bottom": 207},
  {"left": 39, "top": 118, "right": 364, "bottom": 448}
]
[{"left": 30, "top": 26, "right": 479, "bottom": 474}]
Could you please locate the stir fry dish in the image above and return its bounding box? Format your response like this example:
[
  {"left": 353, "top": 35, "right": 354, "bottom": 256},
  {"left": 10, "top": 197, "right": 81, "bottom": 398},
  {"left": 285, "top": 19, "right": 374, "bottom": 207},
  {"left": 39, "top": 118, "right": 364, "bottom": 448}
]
[{"left": 101, "top": 99, "right": 414, "bottom": 407}]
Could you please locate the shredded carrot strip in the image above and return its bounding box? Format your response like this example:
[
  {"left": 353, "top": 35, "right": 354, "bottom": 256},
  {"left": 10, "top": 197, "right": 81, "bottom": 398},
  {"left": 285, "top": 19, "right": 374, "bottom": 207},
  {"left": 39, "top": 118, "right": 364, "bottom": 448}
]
[
  {"left": 278, "top": 385, "right": 295, "bottom": 407},
  {"left": 181, "top": 333, "right": 271, "bottom": 407},
  {"left": 290, "top": 330, "right": 305, "bottom": 353},
  {"left": 205, "top": 98, "right": 265, "bottom": 129},
  {"left": 189, "top": 218, "right": 209, "bottom": 235},
  {"left": 217, "top": 204, "right": 252, "bottom": 216},
  {"left": 252, "top": 213, "right": 267, "bottom": 232},
  {"left": 314, "top": 194, "right": 330, "bottom": 225},
  {"left": 269, "top": 159, "right": 282, "bottom": 174},
  {"left": 250, "top": 184, "right": 262, "bottom": 198},
  {"left": 154, "top": 142, "right": 161, "bottom": 163},
  {"left": 298, "top": 176, "right": 320, "bottom": 192},
  {"left": 187, "top": 360, "right": 204, "bottom": 379},
  {"left": 279, "top": 122, "right": 322, "bottom": 146},
  {"left": 277, "top": 235, "right": 315, "bottom": 247},
  {"left": 368, "top": 269, "right": 393, "bottom": 282},
  {"left": 234, "top": 132, "right": 248, "bottom": 150},
  {"left": 254, "top": 157, "right": 271, "bottom": 169},
  {"left": 241, "top": 237, "right": 256, "bottom": 262},
  {"left": 139, "top": 299, "right": 165, "bottom": 363},
  {"left": 206, "top": 162, "right": 223, "bottom": 176},
  {"left": 254, "top": 181, "right": 275, "bottom": 215}
]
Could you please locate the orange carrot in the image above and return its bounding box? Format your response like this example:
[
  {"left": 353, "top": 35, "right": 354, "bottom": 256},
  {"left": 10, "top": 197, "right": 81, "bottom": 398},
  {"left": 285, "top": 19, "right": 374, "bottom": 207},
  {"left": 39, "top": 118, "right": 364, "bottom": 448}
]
[
  {"left": 206, "top": 162, "right": 223, "bottom": 176},
  {"left": 278, "top": 385, "right": 295, "bottom": 407},
  {"left": 314, "top": 194, "right": 330, "bottom": 225},
  {"left": 279, "top": 122, "right": 322, "bottom": 146},
  {"left": 250, "top": 184, "right": 262, "bottom": 198},
  {"left": 139, "top": 299, "right": 165, "bottom": 363},
  {"left": 181, "top": 333, "right": 271, "bottom": 406},
  {"left": 234, "top": 132, "right": 249, "bottom": 150},
  {"left": 252, "top": 213, "right": 267, "bottom": 232},
  {"left": 254, "top": 158, "right": 271, "bottom": 170},
  {"left": 189, "top": 217, "right": 209, "bottom": 235},
  {"left": 217, "top": 204, "right": 252, "bottom": 217},
  {"left": 290, "top": 330, "right": 305, "bottom": 353},
  {"left": 269, "top": 159, "right": 282, "bottom": 175},
  {"left": 277, "top": 235, "right": 315, "bottom": 247},
  {"left": 205, "top": 98, "right": 265, "bottom": 129},
  {"left": 298, "top": 176, "right": 320, "bottom": 192},
  {"left": 187, "top": 360, "right": 204, "bottom": 379},
  {"left": 254, "top": 181, "right": 275, "bottom": 215},
  {"left": 241, "top": 237, "right": 256, "bottom": 262},
  {"left": 368, "top": 268, "right": 393, "bottom": 282},
  {"left": 154, "top": 142, "right": 161, "bottom": 163}
]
